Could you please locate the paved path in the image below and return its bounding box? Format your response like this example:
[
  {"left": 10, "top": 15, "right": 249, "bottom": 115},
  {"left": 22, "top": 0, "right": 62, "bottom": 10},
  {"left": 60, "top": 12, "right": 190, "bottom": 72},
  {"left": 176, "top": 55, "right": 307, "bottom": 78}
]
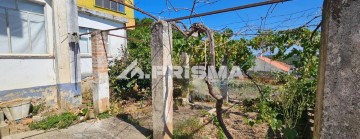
[{"left": 6, "top": 117, "right": 148, "bottom": 139}]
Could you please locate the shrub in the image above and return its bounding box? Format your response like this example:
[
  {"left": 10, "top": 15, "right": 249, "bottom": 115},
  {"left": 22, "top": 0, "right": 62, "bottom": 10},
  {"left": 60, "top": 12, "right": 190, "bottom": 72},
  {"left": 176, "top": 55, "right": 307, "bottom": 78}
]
[{"left": 29, "top": 112, "right": 77, "bottom": 130}]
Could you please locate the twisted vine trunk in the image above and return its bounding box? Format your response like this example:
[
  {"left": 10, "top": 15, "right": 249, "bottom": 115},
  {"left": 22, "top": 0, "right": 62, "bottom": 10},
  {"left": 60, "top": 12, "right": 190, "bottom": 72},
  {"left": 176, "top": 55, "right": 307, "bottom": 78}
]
[
  {"left": 171, "top": 22, "right": 233, "bottom": 139},
  {"left": 205, "top": 80, "right": 233, "bottom": 139},
  {"left": 201, "top": 24, "right": 233, "bottom": 139},
  {"left": 216, "top": 99, "right": 232, "bottom": 138}
]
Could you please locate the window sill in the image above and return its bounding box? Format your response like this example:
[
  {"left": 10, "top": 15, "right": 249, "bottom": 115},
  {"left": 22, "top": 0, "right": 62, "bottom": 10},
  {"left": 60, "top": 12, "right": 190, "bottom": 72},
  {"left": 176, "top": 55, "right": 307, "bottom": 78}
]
[
  {"left": 0, "top": 54, "right": 54, "bottom": 59},
  {"left": 81, "top": 54, "right": 92, "bottom": 58},
  {"left": 94, "top": 5, "right": 126, "bottom": 15},
  {"left": 80, "top": 54, "right": 113, "bottom": 59}
]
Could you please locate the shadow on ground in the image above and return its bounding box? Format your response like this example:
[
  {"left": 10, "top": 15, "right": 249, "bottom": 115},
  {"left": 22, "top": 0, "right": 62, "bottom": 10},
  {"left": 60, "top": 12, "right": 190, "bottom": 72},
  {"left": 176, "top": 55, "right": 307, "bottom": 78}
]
[{"left": 116, "top": 113, "right": 153, "bottom": 138}]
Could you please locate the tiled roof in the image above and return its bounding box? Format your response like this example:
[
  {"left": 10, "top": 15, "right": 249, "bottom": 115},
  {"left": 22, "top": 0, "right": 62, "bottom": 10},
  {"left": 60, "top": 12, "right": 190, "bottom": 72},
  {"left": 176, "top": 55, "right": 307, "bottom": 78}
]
[{"left": 258, "top": 56, "right": 291, "bottom": 72}]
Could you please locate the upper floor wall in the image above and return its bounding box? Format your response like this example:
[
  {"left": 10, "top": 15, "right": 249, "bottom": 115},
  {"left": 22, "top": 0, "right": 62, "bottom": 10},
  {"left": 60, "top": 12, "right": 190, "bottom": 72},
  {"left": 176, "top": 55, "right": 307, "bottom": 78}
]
[{"left": 77, "top": 0, "right": 135, "bottom": 26}]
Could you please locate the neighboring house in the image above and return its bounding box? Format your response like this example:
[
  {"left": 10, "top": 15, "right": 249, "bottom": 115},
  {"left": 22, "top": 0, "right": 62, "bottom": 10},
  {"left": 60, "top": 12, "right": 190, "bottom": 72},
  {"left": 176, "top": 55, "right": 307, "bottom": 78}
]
[
  {"left": 0, "top": 0, "right": 80, "bottom": 108},
  {"left": 77, "top": 0, "right": 134, "bottom": 77},
  {"left": 250, "top": 55, "right": 292, "bottom": 73},
  {"left": 0, "top": 0, "right": 134, "bottom": 108},
  {"left": 248, "top": 56, "right": 292, "bottom": 81}
]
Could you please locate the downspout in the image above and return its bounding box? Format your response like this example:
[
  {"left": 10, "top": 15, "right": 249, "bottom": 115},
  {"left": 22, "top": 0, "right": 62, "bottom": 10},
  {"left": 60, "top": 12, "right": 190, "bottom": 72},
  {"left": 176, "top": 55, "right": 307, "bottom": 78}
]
[{"left": 66, "top": 0, "right": 81, "bottom": 96}]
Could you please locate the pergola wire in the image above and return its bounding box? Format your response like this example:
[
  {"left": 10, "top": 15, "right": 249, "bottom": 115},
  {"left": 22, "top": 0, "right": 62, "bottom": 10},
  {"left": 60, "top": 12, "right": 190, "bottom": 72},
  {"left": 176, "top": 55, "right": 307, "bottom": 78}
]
[{"left": 80, "top": 0, "right": 291, "bottom": 37}]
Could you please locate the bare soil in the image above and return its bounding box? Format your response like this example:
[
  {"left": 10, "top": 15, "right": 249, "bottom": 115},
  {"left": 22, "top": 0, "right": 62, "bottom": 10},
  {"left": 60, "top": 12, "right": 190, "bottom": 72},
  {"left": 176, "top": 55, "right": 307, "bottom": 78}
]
[{"left": 121, "top": 100, "right": 269, "bottom": 139}]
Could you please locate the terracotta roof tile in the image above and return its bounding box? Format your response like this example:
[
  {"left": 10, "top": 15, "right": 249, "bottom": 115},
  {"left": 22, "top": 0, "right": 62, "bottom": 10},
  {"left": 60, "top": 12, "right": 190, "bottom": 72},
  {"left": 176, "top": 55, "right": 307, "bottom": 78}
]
[{"left": 258, "top": 56, "right": 291, "bottom": 72}]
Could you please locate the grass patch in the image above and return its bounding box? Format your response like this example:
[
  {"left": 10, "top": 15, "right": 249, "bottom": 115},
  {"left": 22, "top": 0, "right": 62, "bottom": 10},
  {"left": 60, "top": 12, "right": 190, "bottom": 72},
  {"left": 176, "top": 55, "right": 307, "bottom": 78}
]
[
  {"left": 210, "top": 115, "right": 226, "bottom": 139},
  {"left": 97, "top": 112, "right": 111, "bottom": 119},
  {"left": 29, "top": 112, "right": 77, "bottom": 130},
  {"left": 199, "top": 109, "right": 210, "bottom": 116},
  {"left": 173, "top": 117, "right": 203, "bottom": 139}
]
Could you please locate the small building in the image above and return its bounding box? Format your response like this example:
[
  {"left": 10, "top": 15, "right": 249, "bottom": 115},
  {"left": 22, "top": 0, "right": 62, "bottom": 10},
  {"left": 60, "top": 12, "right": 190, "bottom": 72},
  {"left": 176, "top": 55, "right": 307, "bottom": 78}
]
[
  {"left": 248, "top": 56, "right": 292, "bottom": 82},
  {"left": 250, "top": 56, "right": 292, "bottom": 73},
  {"left": 0, "top": 0, "right": 134, "bottom": 108},
  {"left": 77, "top": 0, "right": 134, "bottom": 77}
]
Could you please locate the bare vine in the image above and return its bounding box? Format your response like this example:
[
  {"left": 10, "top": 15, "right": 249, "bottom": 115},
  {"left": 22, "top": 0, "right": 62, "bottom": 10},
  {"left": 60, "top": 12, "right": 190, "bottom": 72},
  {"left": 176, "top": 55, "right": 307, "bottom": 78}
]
[{"left": 171, "top": 22, "right": 233, "bottom": 139}]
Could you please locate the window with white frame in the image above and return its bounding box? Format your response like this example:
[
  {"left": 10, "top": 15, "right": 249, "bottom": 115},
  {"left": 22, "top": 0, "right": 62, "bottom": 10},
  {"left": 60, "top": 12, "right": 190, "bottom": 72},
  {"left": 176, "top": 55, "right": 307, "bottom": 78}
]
[
  {"left": 79, "top": 27, "right": 94, "bottom": 54},
  {"left": 79, "top": 27, "right": 110, "bottom": 55},
  {"left": 95, "top": 0, "right": 125, "bottom": 13},
  {"left": 0, "top": 0, "right": 47, "bottom": 54}
]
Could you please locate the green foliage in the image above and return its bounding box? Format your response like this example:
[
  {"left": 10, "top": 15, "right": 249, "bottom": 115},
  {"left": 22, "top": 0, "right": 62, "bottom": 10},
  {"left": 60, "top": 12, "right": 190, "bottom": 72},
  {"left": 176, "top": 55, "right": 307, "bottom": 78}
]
[
  {"left": 258, "top": 28, "right": 319, "bottom": 130},
  {"left": 175, "top": 29, "right": 255, "bottom": 72},
  {"left": 214, "top": 35, "right": 255, "bottom": 72},
  {"left": 210, "top": 115, "right": 226, "bottom": 139},
  {"left": 283, "top": 127, "right": 298, "bottom": 139},
  {"left": 97, "top": 112, "right": 111, "bottom": 119},
  {"left": 250, "top": 27, "right": 320, "bottom": 79},
  {"left": 173, "top": 117, "right": 202, "bottom": 139},
  {"left": 109, "top": 18, "right": 153, "bottom": 101},
  {"left": 279, "top": 75, "right": 316, "bottom": 129},
  {"left": 29, "top": 112, "right": 77, "bottom": 130},
  {"left": 249, "top": 27, "right": 320, "bottom": 138},
  {"left": 242, "top": 98, "right": 259, "bottom": 112},
  {"left": 199, "top": 109, "right": 210, "bottom": 116},
  {"left": 109, "top": 18, "right": 256, "bottom": 101},
  {"left": 243, "top": 117, "right": 256, "bottom": 127},
  {"left": 31, "top": 103, "right": 46, "bottom": 115},
  {"left": 108, "top": 19, "right": 318, "bottom": 138},
  {"left": 81, "top": 108, "right": 89, "bottom": 116}
]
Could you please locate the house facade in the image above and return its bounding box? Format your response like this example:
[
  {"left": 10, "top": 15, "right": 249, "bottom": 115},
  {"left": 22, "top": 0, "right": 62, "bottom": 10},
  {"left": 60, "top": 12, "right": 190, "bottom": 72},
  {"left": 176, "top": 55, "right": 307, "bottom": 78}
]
[
  {"left": 77, "top": 0, "right": 134, "bottom": 77},
  {"left": 248, "top": 56, "right": 292, "bottom": 82},
  {"left": 0, "top": 0, "right": 134, "bottom": 108},
  {"left": 250, "top": 56, "right": 292, "bottom": 73}
]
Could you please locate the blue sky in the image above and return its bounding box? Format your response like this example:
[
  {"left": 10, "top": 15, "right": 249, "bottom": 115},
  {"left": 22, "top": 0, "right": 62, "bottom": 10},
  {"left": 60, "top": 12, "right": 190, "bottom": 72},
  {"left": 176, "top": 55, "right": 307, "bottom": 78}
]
[
  {"left": 133, "top": 0, "right": 323, "bottom": 55},
  {"left": 134, "top": 0, "right": 323, "bottom": 32}
]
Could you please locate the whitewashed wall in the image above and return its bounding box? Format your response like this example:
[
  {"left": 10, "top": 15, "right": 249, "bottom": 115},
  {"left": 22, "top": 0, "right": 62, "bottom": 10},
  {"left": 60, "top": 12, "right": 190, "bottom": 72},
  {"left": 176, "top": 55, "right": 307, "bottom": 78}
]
[
  {"left": 0, "top": 0, "right": 57, "bottom": 102},
  {"left": 0, "top": 58, "right": 57, "bottom": 91},
  {"left": 78, "top": 13, "right": 126, "bottom": 77}
]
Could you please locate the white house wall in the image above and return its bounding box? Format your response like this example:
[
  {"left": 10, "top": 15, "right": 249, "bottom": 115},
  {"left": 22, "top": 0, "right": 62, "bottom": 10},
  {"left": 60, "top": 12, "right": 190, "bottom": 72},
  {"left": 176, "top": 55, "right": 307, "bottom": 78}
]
[
  {"left": 78, "top": 13, "right": 126, "bottom": 76},
  {"left": 0, "top": 0, "right": 82, "bottom": 108},
  {"left": 0, "top": 59, "right": 56, "bottom": 91},
  {"left": 0, "top": 58, "right": 58, "bottom": 105},
  {"left": 0, "top": 0, "right": 59, "bottom": 106},
  {"left": 250, "top": 58, "right": 283, "bottom": 72},
  {"left": 80, "top": 57, "right": 93, "bottom": 77}
]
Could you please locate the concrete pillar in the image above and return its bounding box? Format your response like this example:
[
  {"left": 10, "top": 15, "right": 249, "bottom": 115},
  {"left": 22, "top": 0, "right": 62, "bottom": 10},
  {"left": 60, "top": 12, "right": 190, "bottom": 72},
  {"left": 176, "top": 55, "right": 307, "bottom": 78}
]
[
  {"left": 220, "top": 79, "right": 229, "bottom": 103},
  {"left": 91, "top": 30, "right": 110, "bottom": 113},
  {"left": 221, "top": 51, "right": 229, "bottom": 103},
  {"left": 151, "top": 21, "right": 173, "bottom": 139},
  {"left": 52, "top": 0, "right": 81, "bottom": 109},
  {"left": 181, "top": 52, "right": 190, "bottom": 103},
  {"left": 66, "top": 0, "right": 82, "bottom": 105},
  {"left": 314, "top": 0, "right": 360, "bottom": 138}
]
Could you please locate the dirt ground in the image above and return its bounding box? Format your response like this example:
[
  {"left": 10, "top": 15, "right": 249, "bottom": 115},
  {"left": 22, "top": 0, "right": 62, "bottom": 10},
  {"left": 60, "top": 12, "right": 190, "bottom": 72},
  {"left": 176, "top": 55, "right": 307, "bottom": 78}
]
[
  {"left": 121, "top": 100, "right": 269, "bottom": 139},
  {"left": 116, "top": 79, "right": 270, "bottom": 139},
  {"left": 6, "top": 78, "right": 268, "bottom": 138}
]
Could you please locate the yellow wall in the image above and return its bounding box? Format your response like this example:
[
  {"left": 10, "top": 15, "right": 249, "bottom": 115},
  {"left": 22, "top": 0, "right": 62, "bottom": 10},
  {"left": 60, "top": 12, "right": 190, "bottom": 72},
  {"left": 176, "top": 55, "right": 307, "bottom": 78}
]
[{"left": 77, "top": 0, "right": 135, "bottom": 26}]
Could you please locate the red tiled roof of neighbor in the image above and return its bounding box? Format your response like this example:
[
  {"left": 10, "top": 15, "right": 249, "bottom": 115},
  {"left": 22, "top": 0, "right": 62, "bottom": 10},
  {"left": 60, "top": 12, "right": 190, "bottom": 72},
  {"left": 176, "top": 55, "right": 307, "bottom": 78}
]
[{"left": 258, "top": 56, "right": 291, "bottom": 72}]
